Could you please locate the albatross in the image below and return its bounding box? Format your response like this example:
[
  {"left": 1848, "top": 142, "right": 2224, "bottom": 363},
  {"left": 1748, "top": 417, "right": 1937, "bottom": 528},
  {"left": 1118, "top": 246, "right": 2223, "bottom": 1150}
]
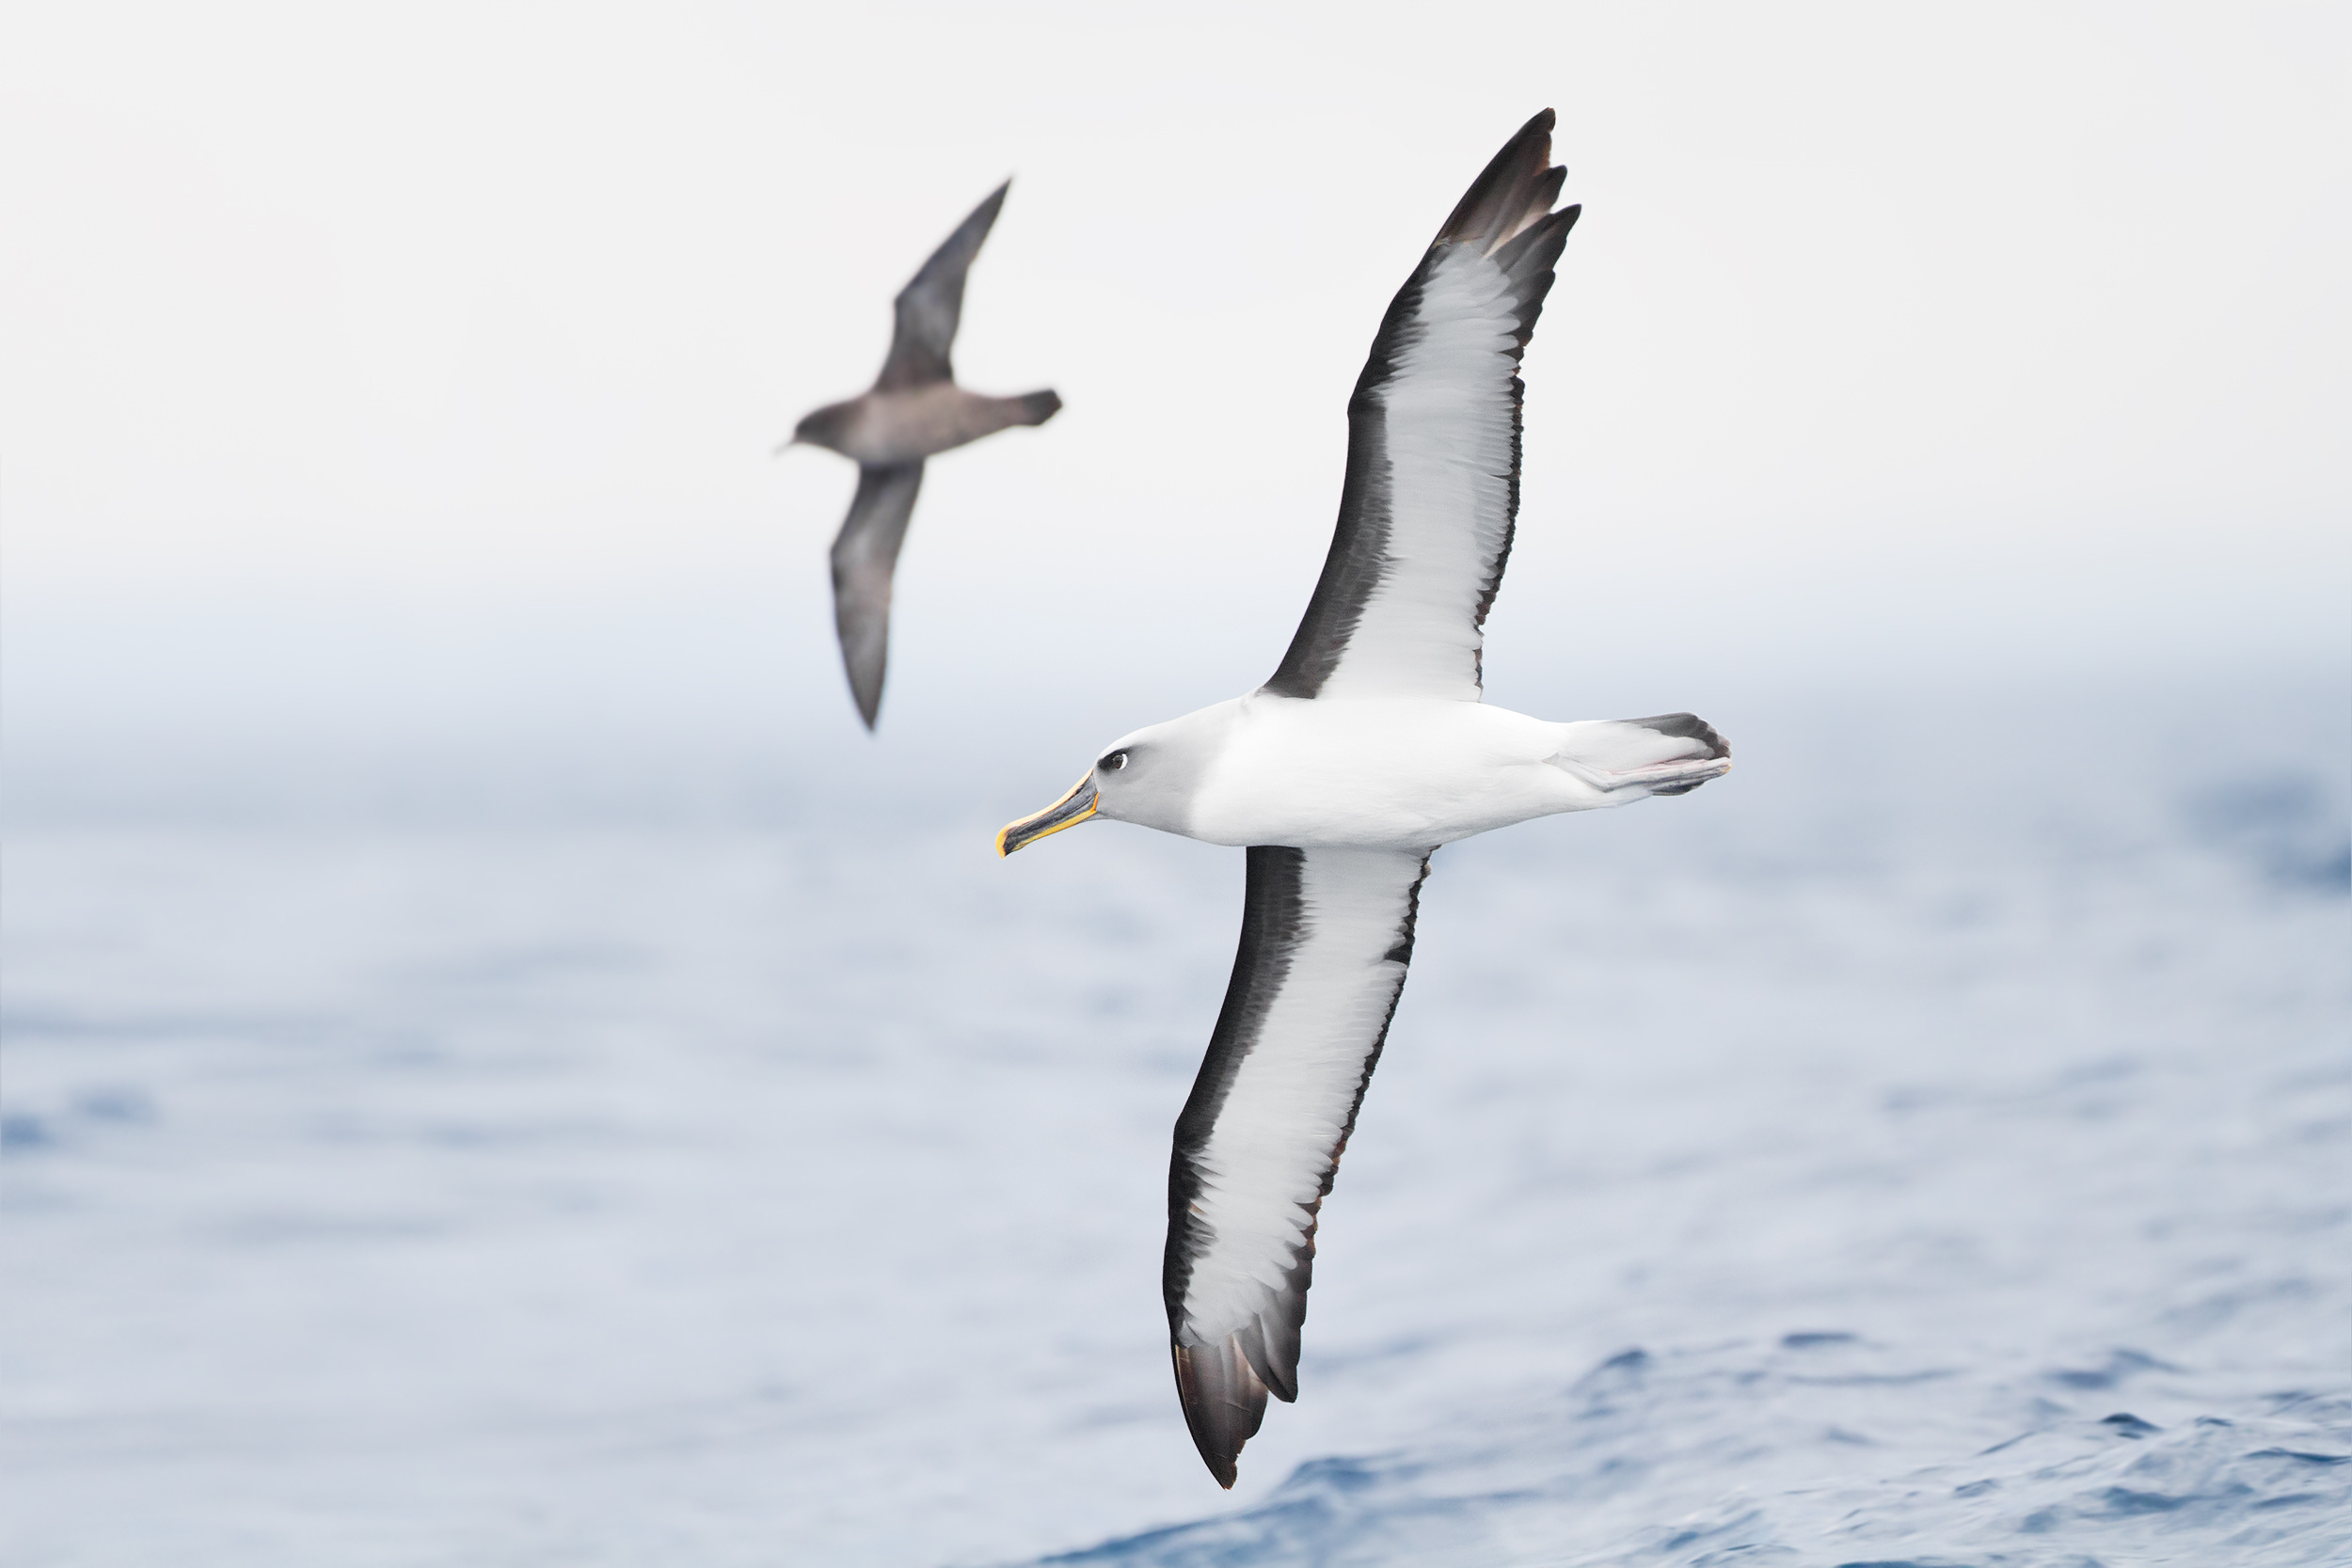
[
  {"left": 783, "top": 182, "right": 1061, "bottom": 728},
  {"left": 995, "top": 111, "right": 1732, "bottom": 1488}
]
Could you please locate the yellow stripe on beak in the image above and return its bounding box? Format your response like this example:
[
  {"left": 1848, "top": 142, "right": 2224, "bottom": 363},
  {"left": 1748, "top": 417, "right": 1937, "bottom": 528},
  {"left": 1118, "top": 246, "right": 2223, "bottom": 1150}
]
[{"left": 996, "top": 771, "right": 1099, "bottom": 857}]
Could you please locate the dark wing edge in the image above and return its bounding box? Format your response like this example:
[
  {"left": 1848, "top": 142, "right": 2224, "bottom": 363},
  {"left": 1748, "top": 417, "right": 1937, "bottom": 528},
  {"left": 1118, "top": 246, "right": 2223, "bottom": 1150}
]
[
  {"left": 1264, "top": 110, "right": 1580, "bottom": 700},
  {"left": 828, "top": 462, "right": 925, "bottom": 729},
  {"left": 1164, "top": 845, "right": 1434, "bottom": 1487},
  {"left": 875, "top": 181, "right": 1010, "bottom": 392}
]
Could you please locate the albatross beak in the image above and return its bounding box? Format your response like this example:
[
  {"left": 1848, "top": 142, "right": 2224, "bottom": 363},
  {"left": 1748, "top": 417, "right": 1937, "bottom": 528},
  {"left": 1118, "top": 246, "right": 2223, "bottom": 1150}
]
[{"left": 996, "top": 772, "right": 1098, "bottom": 857}]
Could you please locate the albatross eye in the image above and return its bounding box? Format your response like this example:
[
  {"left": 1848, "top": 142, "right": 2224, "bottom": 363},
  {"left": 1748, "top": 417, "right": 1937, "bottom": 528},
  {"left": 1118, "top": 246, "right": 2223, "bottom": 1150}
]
[{"left": 1102, "top": 752, "right": 1129, "bottom": 772}]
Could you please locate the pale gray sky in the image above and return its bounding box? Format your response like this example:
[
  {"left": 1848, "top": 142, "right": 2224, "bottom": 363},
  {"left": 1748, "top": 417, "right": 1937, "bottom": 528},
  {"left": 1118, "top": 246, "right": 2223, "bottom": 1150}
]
[{"left": 3, "top": 1, "right": 2345, "bottom": 782}]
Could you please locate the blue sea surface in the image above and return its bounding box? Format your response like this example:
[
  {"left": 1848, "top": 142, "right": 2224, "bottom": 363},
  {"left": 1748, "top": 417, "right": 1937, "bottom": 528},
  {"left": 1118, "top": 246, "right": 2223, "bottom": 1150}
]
[{"left": 2, "top": 682, "right": 2346, "bottom": 1565}]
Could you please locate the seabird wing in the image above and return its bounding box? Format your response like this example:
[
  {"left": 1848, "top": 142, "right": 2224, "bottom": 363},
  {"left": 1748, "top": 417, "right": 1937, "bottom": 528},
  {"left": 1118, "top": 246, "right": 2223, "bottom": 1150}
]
[
  {"left": 829, "top": 462, "right": 925, "bottom": 729},
  {"left": 875, "top": 182, "right": 1009, "bottom": 392},
  {"left": 1265, "top": 111, "right": 1577, "bottom": 702},
  {"left": 1166, "top": 844, "right": 1434, "bottom": 1486}
]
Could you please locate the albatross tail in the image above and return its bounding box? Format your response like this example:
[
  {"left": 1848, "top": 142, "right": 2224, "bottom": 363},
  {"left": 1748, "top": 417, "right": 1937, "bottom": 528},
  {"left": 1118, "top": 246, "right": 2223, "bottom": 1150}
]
[{"left": 1549, "top": 713, "right": 1732, "bottom": 799}]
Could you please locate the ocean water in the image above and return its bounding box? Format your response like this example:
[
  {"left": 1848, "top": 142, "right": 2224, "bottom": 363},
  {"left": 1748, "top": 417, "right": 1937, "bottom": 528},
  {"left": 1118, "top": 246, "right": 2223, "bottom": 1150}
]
[{"left": 2, "top": 681, "right": 2347, "bottom": 1566}]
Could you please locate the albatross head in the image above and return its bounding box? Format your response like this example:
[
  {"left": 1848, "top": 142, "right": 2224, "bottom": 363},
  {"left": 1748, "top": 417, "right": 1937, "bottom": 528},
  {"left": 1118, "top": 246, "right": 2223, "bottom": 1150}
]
[{"left": 995, "top": 703, "right": 1237, "bottom": 856}]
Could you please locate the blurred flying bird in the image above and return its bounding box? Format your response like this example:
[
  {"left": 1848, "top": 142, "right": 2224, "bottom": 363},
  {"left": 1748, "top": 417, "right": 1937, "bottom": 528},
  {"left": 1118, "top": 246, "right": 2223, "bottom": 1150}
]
[
  {"left": 994, "top": 111, "right": 1731, "bottom": 1488},
  {"left": 782, "top": 182, "right": 1061, "bottom": 728}
]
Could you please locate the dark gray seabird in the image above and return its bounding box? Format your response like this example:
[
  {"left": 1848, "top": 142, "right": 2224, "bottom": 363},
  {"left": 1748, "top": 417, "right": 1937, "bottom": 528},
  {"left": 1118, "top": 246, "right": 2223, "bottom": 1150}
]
[
  {"left": 783, "top": 182, "right": 1061, "bottom": 728},
  {"left": 994, "top": 112, "right": 1732, "bottom": 1487}
]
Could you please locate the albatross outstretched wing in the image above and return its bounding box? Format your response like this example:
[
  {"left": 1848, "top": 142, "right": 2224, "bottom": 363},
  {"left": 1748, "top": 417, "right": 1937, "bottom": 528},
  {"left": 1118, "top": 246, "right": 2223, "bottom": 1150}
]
[
  {"left": 1264, "top": 110, "right": 1577, "bottom": 703},
  {"left": 875, "top": 182, "right": 1009, "bottom": 392},
  {"left": 828, "top": 462, "right": 925, "bottom": 729},
  {"left": 1166, "top": 845, "right": 1434, "bottom": 1486}
]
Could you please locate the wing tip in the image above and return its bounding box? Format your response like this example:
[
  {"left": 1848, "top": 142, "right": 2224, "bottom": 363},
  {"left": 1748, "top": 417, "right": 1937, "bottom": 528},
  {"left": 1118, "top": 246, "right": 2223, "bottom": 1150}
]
[
  {"left": 1428, "top": 111, "right": 1576, "bottom": 346},
  {"left": 1435, "top": 107, "right": 1565, "bottom": 255},
  {"left": 841, "top": 639, "right": 885, "bottom": 729},
  {"left": 1172, "top": 1337, "right": 1269, "bottom": 1489}
]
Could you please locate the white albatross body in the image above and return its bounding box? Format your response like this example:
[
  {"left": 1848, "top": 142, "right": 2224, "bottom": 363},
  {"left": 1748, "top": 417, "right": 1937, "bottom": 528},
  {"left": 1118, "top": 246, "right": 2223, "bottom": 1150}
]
[
  {"left": 996, "top": 111, "right": 1731, "bottom": 1489},
  {"left": 1103, "top": 693, "right": 1724, "bottom": 848}
]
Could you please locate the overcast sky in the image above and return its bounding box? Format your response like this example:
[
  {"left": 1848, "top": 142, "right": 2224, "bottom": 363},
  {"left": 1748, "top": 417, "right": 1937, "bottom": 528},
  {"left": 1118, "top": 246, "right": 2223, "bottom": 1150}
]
[{"left": 3, "top": 1, "right": 2345, "bottom": 786}]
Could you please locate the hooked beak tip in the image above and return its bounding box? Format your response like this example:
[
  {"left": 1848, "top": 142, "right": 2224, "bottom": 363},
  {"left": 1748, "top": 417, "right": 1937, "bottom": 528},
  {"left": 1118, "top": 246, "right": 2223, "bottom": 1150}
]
[{"left": 995, "top": 772, "right": 1099, "bottom": 858}]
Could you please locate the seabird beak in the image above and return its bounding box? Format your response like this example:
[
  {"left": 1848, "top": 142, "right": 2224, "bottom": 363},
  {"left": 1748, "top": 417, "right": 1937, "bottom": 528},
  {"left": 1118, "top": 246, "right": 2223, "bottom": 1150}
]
[{"left": 996, "top": 771, "right": 1098, "bottom": 857}]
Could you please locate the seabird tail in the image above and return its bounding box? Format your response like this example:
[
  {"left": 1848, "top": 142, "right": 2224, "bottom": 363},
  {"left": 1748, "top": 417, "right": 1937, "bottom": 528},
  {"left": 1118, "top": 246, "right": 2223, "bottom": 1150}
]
[{"left": 1550, "top": 713, "right": 1732, "bottom": 798}]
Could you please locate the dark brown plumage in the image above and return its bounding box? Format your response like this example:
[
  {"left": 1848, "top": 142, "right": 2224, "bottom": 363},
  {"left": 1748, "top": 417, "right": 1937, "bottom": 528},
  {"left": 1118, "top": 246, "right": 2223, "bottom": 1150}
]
[{"left": 786, "top": 182, "right": 1060, "bottom": 729}]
